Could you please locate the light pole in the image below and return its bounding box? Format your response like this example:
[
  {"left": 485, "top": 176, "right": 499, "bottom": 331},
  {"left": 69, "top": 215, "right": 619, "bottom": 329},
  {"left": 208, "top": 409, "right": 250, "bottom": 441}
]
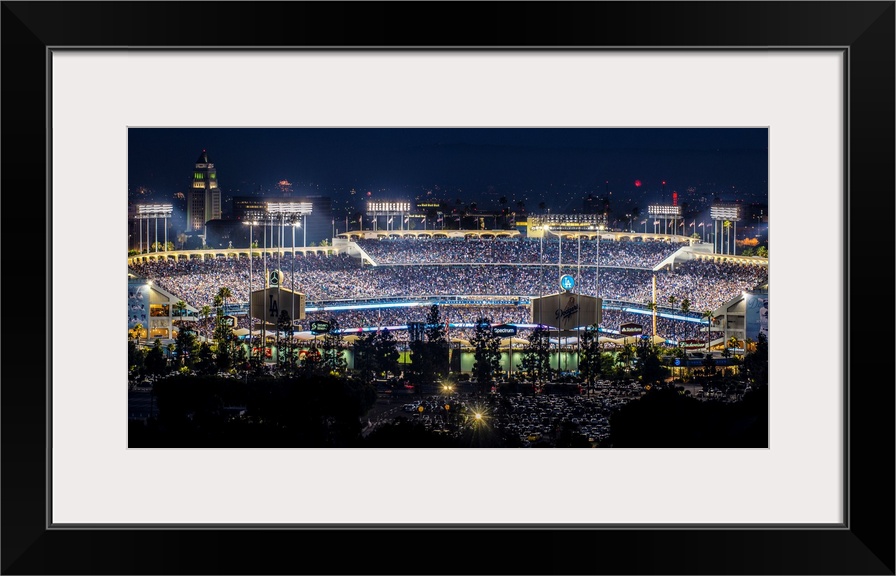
[
  {"left": 243, "top": 219, "right": 257, "bottom": 362},
  {"left": 292, "top": 219, "right": 299, "bottom": 370},
  {"left": 263, "top": 216, "right": 268, "bottom": 360},
  {"left": 557, "top": 228, "right": 562, "bottom": 286},
  {"left": 292, "top": 219, "right": 298, "bottom": 334}
]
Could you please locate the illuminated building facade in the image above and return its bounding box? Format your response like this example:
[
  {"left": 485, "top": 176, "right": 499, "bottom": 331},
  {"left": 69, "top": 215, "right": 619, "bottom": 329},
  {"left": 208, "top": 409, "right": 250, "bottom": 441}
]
[{"left": 185, "top": 149, "right": 221, "bottom": 232}]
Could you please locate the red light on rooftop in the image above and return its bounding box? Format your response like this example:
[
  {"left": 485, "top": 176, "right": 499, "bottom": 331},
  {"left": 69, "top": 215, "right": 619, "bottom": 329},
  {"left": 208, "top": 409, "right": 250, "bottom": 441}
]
[{"left": 634, "top": 180, "right": 642, "bottom": 187}]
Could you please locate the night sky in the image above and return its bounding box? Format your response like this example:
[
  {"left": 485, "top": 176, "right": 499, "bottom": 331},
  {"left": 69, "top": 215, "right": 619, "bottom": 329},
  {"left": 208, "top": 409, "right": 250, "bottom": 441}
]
[{"left": 128, "top": 127, "right": 768, "bottom": 216}]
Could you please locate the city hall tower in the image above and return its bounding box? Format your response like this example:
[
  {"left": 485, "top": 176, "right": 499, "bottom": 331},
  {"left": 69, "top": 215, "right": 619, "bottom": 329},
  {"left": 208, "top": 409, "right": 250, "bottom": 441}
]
[{"left": 186, "top": 149, "right": 221, "bottom": 232}]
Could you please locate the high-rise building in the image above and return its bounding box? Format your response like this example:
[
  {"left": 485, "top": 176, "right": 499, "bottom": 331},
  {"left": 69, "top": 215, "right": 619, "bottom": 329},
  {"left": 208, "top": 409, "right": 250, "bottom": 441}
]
[{"left": 186, "top": 149, "right": 221, "bottom": 232}]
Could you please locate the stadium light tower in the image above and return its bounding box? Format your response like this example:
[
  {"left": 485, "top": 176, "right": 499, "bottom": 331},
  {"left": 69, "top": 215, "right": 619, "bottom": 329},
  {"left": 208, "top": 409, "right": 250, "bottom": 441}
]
[
  {"left": 267, "top": 201, "right": 312, "bottom": 248},
  {"left": 647, "top": 204, "right": 681, "bottom": 238},
  {"left": 136, "top": 204, "right": 173, "bottom": 253},
  {"left": 710, "top": 204, "right": 741, "bottom": 255},
  {"left": 366, "top": 201, "right": 411, "bottom": 235}
]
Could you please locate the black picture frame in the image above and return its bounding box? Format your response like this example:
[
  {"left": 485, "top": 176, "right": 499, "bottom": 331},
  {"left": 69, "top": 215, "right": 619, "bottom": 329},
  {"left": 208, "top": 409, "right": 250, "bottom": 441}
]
[{"left": 2, "top": 2, "right": 893, "bottom": 574}]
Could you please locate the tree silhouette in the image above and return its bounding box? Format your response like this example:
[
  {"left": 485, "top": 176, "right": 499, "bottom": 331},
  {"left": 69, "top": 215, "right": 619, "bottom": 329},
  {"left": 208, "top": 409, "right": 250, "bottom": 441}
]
[
  {"left": 199, "top": 304, "right": 212, "bottom": 343},
  {"left": 470, "top": 317, "right": 501, "bottom": 393},
  {"left": 520, "top": 325, "right": 552, "bottom": 383},
  {"left": 145, "top": 339, "right": 168, "bottom": 376},
  {"left": 636, "top": 338, "right": 667, "bottom": 385},
  {"left": 353, "top": 331, "right": 377, "bottom": 384},
  {"left": 702, "top": 309, "right": 715, "bottom": 350},
  {"left": 321, "top": 318, "right": 348, "bottom": 375},
  {"left": 372, "top": 329, "right": 399, "bottom": 379},
  {"left": 579, "top": 323, "right": 602, "bottom": 385},
  {"left": 424, "top": 304, "right": 449, "bottom": 377},
  {"left": 276, "top": 309, "right": 293, "bottom": 372},
  {"left": 742, "top": 332, "right": 768, "bottom": 387}
]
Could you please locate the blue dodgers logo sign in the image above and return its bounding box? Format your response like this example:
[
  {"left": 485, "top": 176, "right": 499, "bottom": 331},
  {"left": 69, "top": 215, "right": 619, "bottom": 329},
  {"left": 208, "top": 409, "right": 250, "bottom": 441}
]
[{"left": 560, "top": 274, "right": 575, "bottom": 291}]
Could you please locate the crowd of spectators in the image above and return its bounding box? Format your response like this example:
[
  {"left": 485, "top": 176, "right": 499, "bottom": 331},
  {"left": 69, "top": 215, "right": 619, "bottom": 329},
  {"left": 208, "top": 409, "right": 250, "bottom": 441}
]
[
  {"left": 130, "top": 240, "right": 764, "bottom": 342},
  {"left": 185, "top": 305, "right": 720, "bottom": 347},
  {"left": 356, "top": 237, "right": 680, "bottom": 268}
]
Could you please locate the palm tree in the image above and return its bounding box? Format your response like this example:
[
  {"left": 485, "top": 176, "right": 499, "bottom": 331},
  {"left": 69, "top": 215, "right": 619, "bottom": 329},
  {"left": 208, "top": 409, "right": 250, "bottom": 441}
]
[
  {"left": 667, "top": 295, "right": 677, "bottom": 342},
  {"left": 216, "top": 287, "right": 233, "bottom": 349},
  {"left": 132, "top": 322, "right": 144, "bottom": 347},
  {"left": 618, "top": 344, "right": 635, "bottom": 376},
  {"left": 680, "top": 298, "right": 691, "bottom": 316},
  {"left": 702, "top": 310, "right": 715, "bottom": 351},
  {"left": 173, "top": 300, "right": 187, "bottom": 337},
  {"left": 727, "top": 336, "right": 743, "bottom": 364},
  {"left": 645, "top": 299, "right": 657, "bottom": 337},
  {"left": 173, "top": 300, "right": 187, "bottom": 315},
  {"left": 200, "top": 304, "right": 212, "bottom": 344},
  {"left": 212, "top": 294, "right": 224, "bottom": 346},
  {"left": 217, "top": 286, "right": 233, "bottom": 315}
]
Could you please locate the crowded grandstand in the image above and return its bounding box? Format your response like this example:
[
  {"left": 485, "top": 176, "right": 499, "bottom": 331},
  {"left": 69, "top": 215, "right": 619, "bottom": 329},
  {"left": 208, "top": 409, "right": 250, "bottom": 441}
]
[{"left": 128, "top": 236, "right": 767, "bottom": 344}]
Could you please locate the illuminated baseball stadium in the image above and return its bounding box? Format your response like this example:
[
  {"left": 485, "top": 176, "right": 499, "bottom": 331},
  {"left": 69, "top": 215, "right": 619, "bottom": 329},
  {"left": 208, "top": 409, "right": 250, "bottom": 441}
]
[
  {"left": 127, "top": 129, "right": 770, "bottom": 448},
  {"left": 127, "top": 232, "right": 767, "bottom": 351}
]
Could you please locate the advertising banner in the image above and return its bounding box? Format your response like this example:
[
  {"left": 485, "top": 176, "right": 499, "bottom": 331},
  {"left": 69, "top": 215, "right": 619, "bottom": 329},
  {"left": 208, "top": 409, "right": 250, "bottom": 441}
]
[
  {"left": 127, "top": 281, "right": 150, "bottom": 329},
  {"left": 251, "top": 286, "right": 306, "bottom": 326},
  {"left": 530, "top": 292, "right": 602, "bottom": 335},
  {"left": 619, "top": 322, "right": 643, "bottom": 336},
  {"left": 745, "top": 292, "right": 769, "bottom": 342},
  {"left": 310, "top": 321, "right": 331, "bottom": 335},
  {"left": 492, "top": 324, "right": 518, "bottom": 337}
]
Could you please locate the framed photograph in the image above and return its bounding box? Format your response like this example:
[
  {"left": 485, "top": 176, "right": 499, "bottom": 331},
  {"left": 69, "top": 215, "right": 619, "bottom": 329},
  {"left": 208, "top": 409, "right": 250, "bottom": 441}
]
[{"left": 3, "top": 2, "right": 892, "bottom": 574}]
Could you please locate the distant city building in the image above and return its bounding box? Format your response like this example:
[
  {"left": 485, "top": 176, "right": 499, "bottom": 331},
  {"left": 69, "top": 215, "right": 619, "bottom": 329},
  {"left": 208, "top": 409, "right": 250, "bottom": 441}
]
[
  {"left": 185, "top": 149, "right": 221, "bottom": 233},
  {"left": 583, "top": 194, "right": 599, "bottom": 214},
  {"left": 583, "top": 193, "right": 611, "bottom": 217}
]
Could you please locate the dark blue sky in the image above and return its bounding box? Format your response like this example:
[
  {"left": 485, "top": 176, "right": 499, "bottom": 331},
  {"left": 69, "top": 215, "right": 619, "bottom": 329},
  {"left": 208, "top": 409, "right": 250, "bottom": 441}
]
[{"left": 128, "top": 128, "right": 768, "bottom": 213}]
